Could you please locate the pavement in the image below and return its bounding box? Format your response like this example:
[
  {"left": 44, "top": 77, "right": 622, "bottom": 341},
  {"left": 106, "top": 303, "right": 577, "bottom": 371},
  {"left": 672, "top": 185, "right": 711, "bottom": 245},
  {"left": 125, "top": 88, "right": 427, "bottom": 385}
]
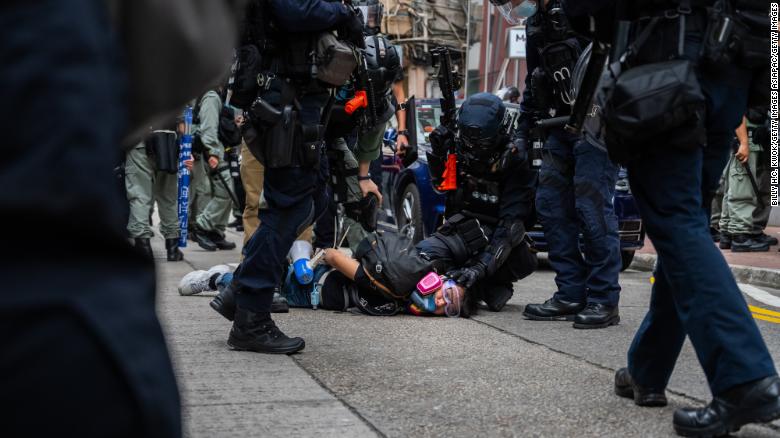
[
  {"left": 632, "top": 226, "right": 780, "bottom": 289},
  {"left": 152, "top": 228, "right": 780, "bottom": 438}
]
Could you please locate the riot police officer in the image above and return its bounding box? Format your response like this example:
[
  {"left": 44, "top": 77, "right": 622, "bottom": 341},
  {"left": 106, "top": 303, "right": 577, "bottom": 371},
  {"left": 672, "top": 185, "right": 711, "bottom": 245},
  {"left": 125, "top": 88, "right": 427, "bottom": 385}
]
[
  {"left": 495, "top": 0, "right": 622, "bottom": 328},
  {"left": 224, "top": 0, "right": 365, "bottom": 354},
  {"left": 428, "top": 93, "right": 537, "bottom": 311},
  {"left": 558, "top": 0, "right": 780, "bottom": 435},
  {"left": 125, "top": 129, "right": 184, "bottom": 261}
]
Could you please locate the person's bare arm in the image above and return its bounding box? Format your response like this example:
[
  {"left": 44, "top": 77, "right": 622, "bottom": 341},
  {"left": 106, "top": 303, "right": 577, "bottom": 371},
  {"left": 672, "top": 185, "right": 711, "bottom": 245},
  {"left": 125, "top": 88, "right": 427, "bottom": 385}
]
[
  {"left": 323, "top": 248, "right": 360, "bottom": 280},
  {"left": 392, "top": 82, "right": 409, "bottom": 152},
  {"left": 735, "top": 116, "right": 749, "bottom": 164}
]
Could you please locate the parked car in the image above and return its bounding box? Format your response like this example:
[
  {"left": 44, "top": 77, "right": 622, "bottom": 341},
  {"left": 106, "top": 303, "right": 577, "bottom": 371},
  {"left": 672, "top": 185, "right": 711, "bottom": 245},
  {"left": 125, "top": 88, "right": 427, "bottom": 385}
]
[{"left": 379, "top": 98, "right": 644, "bottom": 271}]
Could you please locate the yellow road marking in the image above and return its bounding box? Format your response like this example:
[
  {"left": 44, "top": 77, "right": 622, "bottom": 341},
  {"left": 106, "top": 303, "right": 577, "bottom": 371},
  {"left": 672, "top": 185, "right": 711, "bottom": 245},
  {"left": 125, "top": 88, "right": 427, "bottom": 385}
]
[
  {"left": 749, "top": 305, "right": 780, "bottom": 319},
  {"left": 752, "top": 313, "right": 780, "bottom": 324}
]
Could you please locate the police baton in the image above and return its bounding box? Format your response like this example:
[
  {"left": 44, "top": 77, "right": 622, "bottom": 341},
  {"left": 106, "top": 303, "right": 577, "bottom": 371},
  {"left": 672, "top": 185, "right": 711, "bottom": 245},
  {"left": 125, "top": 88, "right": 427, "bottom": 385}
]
[
  {"left": 741, "top": 160, "right": 765, "bottom": 210},
  {"left": 210, "top": 165, "right": 241, "bottom": 209}
]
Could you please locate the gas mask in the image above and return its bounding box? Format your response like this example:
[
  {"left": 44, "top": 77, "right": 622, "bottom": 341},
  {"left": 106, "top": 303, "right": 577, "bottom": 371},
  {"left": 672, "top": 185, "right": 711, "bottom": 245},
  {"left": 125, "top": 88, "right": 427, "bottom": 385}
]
[
  {"left": 490, "top": 0, "right": 538, "bottom": 25},
  {"left": 409, "top": 272, "right": 462, "bottom": 317}
]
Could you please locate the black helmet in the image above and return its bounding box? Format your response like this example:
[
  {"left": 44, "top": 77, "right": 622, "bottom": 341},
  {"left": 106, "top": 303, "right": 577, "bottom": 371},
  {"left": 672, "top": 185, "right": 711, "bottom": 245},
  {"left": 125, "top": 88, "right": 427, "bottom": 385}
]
[
  {"left": 353, "top": 0, "right": 384, "bottom": 35},
  {"left": 505, "top": 87, "right": 520, "bottom": 103},
  {"left": 364, "top": 35, "right": 402, "bottom": 94},
  {"left": 457, "top": 93, "right": 509, "bottom": 163}
]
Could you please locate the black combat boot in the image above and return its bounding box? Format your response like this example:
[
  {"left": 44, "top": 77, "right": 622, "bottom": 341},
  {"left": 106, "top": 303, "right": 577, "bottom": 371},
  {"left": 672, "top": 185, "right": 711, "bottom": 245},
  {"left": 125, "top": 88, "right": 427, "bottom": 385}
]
[
  {"left": 191, "top": 226, "right": 217, "bottom": 251},
  {"left": 228, "top": 308, "right": 305, "bottom": 354},
  {"left": 718, "top": 232, "right": 732, "bottom": 249},
  {"left": 573, "top": 302, "right": 620, "bottom": 329},
  {"left": 731, "top": 234, "right": 770, "bottom": 252},
  {"left": 523, "top": 297, "right": 585, "bottom": 321},
  {"left": 673, "top": 375, "right": 780, "bottom": 437},
  {"left": 134, "top": 238, "right": 153, "bottom": 259},
  {"left": 211, "top": 283, "right": 289, "bottom": 322},
  {"left": 482, "top": 283, "right": 514, "bottom": 312},
  {"left": 710, "top": 227, "right": 720, "bottom": 243},
  {"left": 755, "top": 232, "right": 779, "bottom": 247},
  {"left": 614, "top": 368, "right": 668, "bottom": 407},
  {"left": 271, "top": 289, "right": 290, "bottom": 313},
  {"left": 207, "top": 231, "right": 237, "bottom": 250},
  {"left": 165, "top": 238, "right": 183, "bottom": 261}
]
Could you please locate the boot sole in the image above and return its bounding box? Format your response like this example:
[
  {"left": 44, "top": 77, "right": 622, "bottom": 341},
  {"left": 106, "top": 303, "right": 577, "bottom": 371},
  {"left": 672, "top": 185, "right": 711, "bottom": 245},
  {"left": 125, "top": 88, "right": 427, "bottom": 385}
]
[
  {"left": 271, "top": 303, "right": 290, "bottom": 313},
  {"left": 209, "top": 299, "right": 235, "bottom": 321},
  {"left": 573, "top": 315, "right": 620, "bottom": 329},
  {"left": 522, "top": 312, "right": 578, "bottom": 321},
  {"left": 227, "top": 338, "right": 305, "bottom": 355},
  {"left": 731, "top": 247, "right": 770, "bottom": 253},
  {"left": 674, "top": 399, "right": 780, "bottom": 437},
  {"left": 614, "top": 385, "right": 668, "bottom": 407},
  {"left": 197, "top": 243, "right": 217, "bottom": 251}
]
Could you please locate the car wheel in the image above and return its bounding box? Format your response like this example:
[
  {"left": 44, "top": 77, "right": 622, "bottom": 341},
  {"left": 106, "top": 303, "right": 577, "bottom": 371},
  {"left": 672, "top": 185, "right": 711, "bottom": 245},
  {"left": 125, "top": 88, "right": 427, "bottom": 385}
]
[
  {"left": 396, "top": 183, "right": 424, "bottom": 244},
  {"left": 620, "top": 250, "right": 635, "bottom": 272}
]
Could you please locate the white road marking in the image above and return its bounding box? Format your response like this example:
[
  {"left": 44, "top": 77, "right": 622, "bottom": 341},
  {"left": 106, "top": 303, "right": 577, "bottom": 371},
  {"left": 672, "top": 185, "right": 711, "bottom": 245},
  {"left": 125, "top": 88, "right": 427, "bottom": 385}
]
[{"left": 739, "top": 283, "right": 780, "bottom": 309}]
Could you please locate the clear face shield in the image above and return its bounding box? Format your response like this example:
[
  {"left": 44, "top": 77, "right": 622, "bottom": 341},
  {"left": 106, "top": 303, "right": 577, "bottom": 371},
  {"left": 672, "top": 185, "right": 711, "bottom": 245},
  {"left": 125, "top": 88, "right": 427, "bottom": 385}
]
[{"left": 491, "top": 0, "right": 538, "bottom": 25}]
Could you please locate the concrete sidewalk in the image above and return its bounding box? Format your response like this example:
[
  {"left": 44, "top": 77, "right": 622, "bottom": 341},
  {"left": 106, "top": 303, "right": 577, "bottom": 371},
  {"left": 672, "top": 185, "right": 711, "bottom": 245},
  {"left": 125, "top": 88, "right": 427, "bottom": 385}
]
[
  {"left": 632, "top": 226, "right": 780, "bottom": 289},
  {"left": 155, "top": 228, "right": 780, "bottom": 438}
]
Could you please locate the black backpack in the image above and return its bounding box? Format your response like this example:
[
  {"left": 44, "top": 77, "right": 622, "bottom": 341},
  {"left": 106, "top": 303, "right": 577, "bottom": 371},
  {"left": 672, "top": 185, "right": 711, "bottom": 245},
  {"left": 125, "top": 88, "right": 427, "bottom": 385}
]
[
  {"left": 353, "top": 231, "right": 433, "bottom": 302},
  {"left": 193, "top": 93, "right": 243, "bottom": 153}
]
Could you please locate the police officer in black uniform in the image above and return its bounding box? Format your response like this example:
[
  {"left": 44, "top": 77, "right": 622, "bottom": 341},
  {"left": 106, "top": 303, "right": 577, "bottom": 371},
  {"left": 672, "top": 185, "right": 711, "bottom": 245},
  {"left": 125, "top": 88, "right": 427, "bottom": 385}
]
[
  {"left": 554, "top": 0, "right": 779, "bottom": 435},
  {"left": 427, "top": 93, "right": 538, "bottom": 311},
  {"left": 491, "top": 0, "right": 623, "bottom": 329},
  {"left": 224, "top": 0, "right": 365, "bottom": 354}
]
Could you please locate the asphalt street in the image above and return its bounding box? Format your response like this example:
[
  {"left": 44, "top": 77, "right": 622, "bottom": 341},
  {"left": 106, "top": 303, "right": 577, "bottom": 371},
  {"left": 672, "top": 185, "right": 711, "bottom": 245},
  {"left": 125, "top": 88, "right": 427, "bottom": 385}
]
[{"left": 154, "top": 230, "right": 780, "bottom": 438}]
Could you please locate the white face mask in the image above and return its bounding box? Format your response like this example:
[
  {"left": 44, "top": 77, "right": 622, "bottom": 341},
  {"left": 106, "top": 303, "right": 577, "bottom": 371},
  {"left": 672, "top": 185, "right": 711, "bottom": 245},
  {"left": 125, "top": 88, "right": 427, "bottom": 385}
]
[{"left": 494, "top": 0, "right": 538, "bottom": 25}]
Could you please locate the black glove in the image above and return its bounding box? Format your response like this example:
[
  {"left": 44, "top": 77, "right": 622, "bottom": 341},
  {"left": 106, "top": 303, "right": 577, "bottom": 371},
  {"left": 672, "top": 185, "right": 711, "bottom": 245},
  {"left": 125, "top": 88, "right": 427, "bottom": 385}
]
[
  {"left": 400, "top": 142, "right": 418, "bottom": 168},
  {"left": 429, "top": 125, "right": 453, "bottom": 157},
  {"left": 338, "top": 7, "right": 366, "bottom": 49},
  {"left": 447, "top": 262, "right": 487, "bottom": 289},
  {"left": 495, "top": 139, "right": 528, "bottom": 173},
  {"left": 344, "top": 192, "right": 379, "bottom": 232}
]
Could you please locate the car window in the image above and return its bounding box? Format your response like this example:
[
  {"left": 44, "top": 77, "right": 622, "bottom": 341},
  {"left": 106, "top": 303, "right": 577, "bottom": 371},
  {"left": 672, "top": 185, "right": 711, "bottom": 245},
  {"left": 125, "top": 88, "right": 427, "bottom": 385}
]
[{"left": 415, "top": 103, "right": 442, "bottom": 145}]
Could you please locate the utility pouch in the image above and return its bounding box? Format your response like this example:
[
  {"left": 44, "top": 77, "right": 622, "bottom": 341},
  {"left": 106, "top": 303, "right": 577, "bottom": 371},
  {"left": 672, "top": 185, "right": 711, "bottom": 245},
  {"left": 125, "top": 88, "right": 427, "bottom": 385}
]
[
  {"left": 601, "top": 15, "right": 706, "bottom": 164},
  {"left": 540, "top": 38, "right": 583, "bottom": 107},
  {"left": 146, "top": 130, "right": 179, "bottom": 174},
  {"left": 314, "top": 32, "right": 358, "bottom": 86},
  {"left": 298, "top": 124, "right": 325, "bottom": 168},
  {"left": 262, "top": 105, "right": 298, "bottom": 168},
  {"left": 702, "top": 1, "right": 769, "bottom": 70}
]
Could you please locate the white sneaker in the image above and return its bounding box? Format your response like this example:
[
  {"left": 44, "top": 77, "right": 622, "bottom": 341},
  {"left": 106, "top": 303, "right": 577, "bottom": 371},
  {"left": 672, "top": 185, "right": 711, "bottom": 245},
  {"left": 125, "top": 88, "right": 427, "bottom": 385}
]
[
  {"left": 178, "top": 270, "right": 210, "bottom": 296},
  {"left": 207, "top": 264, "right": 232, "bottom": 280},
  {"left": 178, "top": 265, "right": 232, "bottom": 296}
]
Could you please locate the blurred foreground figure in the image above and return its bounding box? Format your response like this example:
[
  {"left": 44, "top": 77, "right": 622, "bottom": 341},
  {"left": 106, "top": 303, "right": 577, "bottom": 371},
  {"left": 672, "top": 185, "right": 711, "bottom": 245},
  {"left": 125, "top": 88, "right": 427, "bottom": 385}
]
[{"left": 0, "top": 0, "right": 235, "bottom": 436}]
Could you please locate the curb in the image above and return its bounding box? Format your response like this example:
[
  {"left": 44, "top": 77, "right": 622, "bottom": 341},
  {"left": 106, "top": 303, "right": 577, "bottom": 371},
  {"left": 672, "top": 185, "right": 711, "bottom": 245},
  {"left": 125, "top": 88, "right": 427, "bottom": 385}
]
[{"left": 630, "top": 253, "right": 780, "bottom": 290}]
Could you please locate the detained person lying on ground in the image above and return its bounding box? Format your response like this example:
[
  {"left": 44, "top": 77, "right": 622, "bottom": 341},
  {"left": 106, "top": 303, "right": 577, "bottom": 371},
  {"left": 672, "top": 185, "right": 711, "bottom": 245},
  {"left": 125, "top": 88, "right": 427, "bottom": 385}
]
[{"left": 179, "top": 221, "right": 536, "bottom": 319}]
